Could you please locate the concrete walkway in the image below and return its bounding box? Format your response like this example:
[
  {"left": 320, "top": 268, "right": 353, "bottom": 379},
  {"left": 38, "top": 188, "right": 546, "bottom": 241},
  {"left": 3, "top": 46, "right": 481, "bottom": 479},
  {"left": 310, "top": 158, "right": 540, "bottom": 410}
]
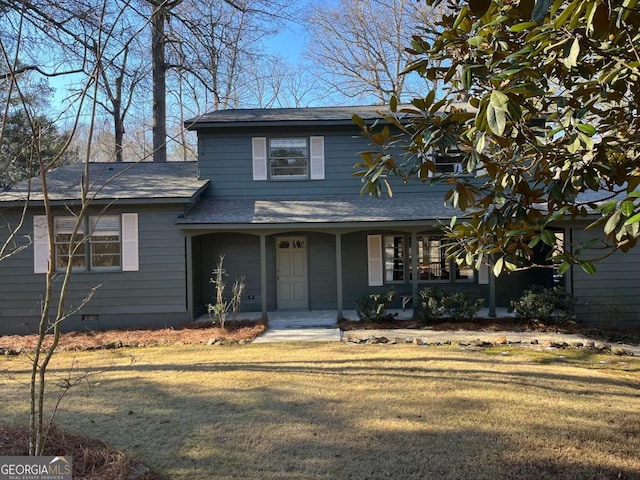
[{"left": 252, "top": 310, "right": 342, "bottom": 343}]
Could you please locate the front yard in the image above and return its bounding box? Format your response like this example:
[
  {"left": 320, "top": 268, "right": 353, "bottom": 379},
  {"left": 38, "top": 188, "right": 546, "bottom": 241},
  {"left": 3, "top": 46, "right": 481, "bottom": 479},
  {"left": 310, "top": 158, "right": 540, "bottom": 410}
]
[{"left": 2, "top": 343, "right": 640, "bottom": 479}]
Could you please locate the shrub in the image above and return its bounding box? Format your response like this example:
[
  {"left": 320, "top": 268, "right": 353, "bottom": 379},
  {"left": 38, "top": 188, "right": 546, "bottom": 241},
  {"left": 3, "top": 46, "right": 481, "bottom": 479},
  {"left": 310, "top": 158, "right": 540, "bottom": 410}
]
[
  {"left": 415, "top": 287, "right": 446, "bottom": 323},
  {"left": 355, "top": 288, "right": 397, "bottom": 322},
  {"left": 416, "top": 287, "right": 484, "bottom": 323},
  {"left": 207, "top": 255, "right": 246, "bottom": 328},
  {"left": 510, "top": 285, "right": 574, "bottom": 325},
  {"left": 441, "top": 290, "right": 485, "bottom": 322}
]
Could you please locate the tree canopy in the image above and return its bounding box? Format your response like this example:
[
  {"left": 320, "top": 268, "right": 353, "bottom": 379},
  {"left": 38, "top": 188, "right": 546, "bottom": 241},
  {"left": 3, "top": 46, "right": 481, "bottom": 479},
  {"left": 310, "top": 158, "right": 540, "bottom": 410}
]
[{"left": 355, "top": 0, "right": 640, "bottom": 276}]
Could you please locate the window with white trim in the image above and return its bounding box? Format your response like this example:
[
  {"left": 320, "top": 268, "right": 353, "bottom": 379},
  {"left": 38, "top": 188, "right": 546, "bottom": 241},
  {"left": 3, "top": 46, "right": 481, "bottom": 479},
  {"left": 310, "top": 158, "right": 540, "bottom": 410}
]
[
  {"left": 53, "top": 217, "right": 87, "bottom": 270},
  {"left": 33, "top": 213, "right": 138, "bottom": 273},
  {"left": 269, "top": 138, "right": 309, "bottom": 178},
  {"left": 384, "top": 235, "right": 406, "bottom": 283},
  {"left": 252, "top": 136, "right": 325, "bottom": 181},
  {"left": 413, "top": 235, "right": 474, "bottom": 281},
  {"left": 89, "top": 216, "right": 122, "bottom": 270},
  {"left": 368, "top": 233, "right": 474, "bottom": 286},
  {"left": 429, "top": 147, "right": 465, "bottom": 174}
]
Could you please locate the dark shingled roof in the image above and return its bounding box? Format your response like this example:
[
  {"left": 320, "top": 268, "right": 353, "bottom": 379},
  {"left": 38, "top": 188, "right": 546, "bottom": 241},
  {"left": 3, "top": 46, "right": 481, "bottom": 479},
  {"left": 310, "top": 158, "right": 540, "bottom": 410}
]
[
  {"left": 0, "top": 162, "right": 209, "bottom": 204},
  {"left": 185, "top": 105, "right": 395, "bottom": 129},
  {"left": 176, "top": 194, "right": 461, "bottom": 227},
  {"left": 185, "top": 103, "right": 475, "bottom": 130}
]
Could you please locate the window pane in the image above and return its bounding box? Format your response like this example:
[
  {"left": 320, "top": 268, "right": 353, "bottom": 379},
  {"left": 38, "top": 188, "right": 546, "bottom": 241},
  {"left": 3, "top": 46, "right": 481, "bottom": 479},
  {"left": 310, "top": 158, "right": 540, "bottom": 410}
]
[
  {"left": 415, "top": 235, "right": 447, "bottom": 281},
  {"left": 53, "top": 217, "right": 86, "bottom": 270},
  {"left": 431, "top": 148, "right": 465, "bottom": 174},
  {"left": 90, "top": 215, "right": 121, "bottom": 270},
  {"left": 456, "top": 264, "right": 475, "bottom": 281},
  {"left": 384, "top": 235, "right": 404, "bottom": 282},
  {"left": 269, "top": 138, "right": 308, "bottom": 177}
]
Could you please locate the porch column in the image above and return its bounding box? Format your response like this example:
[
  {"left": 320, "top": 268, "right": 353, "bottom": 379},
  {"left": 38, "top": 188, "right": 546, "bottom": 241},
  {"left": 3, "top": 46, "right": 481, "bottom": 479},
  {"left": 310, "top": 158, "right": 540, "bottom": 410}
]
[
  {"left": 260, "top": 234, "right": 268, "bottom": 318},
  {"left": 411, "top": 231, "right": 418, "bottom": 308},
  {"left": 185, "top": 235, "right": 194, "bottom": 319},
  {"left": 488, "top": 256, "right": 497, "bottom": 317},
  {"left": 335, "top": 233, "right": 343, "bottom": 319}
]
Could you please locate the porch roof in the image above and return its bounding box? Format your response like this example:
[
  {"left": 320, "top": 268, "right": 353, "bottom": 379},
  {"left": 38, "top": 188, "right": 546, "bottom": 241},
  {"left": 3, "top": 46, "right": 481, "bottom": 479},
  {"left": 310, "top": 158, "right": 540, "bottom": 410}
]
[{"left": 177, "top": 194, "right": 462, "bottom": 228}]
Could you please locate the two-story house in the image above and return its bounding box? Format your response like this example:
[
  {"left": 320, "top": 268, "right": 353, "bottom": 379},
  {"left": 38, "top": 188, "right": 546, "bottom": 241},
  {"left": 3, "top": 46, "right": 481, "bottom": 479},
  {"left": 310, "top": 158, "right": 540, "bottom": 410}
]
[{"left": 0, "top": 105, "right": 637, "bottom": 334}]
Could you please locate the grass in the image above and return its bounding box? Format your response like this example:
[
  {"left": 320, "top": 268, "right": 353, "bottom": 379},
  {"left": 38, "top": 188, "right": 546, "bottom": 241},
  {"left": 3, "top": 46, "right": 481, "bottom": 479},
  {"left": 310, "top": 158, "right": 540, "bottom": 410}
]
[{"left": 2, "top": 343, "right": 640, "bottom": 479}]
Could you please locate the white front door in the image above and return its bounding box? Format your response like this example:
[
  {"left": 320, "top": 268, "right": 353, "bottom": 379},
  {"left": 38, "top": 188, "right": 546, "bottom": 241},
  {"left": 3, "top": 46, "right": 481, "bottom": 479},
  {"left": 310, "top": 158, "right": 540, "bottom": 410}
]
[{"left": 276, "top": 236, "right": 308, "bottom": 309}]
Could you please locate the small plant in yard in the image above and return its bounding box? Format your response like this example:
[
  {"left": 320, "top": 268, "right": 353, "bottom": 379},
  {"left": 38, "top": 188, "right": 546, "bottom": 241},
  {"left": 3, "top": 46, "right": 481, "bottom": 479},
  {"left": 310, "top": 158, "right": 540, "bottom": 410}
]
[
  {"left": 207, "top": 256, "right": 246, "bottom": 328},
  {"left": 511, "top": 285, "right": 574, "bottom": 325},
  {"left": 416, "top": 287, "right": 484, "bottom": 323},
  {"left": 415, "top": 287, "right": 446, "bottom": 323},
  {"left": 441, "top": 290, "right": 485, "bottom": 322},
  {"left": 355, "top": 288, "right": 397, "bottom": 322},
  {"left": 594, "top": 295, "right": 630, "bottom": 329}
]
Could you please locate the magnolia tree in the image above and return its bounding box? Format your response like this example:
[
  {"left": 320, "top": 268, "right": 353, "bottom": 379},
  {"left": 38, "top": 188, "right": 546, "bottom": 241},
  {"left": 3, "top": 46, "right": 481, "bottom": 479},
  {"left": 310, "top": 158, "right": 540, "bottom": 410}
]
[{"left": 355, "top": 0, "right": 640, "bottom": 276}]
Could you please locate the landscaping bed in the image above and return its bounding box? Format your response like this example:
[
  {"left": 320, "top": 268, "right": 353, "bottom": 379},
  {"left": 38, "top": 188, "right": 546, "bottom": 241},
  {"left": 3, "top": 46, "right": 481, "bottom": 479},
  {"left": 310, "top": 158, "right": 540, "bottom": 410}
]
[
  {"left": 0, "top": 319, "right": 266, "bottom": 355},
  {"left": 0, "top": 424, "right": 160, "bottom": 480}
]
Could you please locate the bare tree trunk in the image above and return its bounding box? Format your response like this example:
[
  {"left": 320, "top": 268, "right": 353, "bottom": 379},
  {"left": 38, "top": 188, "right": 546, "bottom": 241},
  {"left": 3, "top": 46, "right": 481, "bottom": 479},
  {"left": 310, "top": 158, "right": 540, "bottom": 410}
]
[{"left": 151, "top": 2, "right": 167, "bottom": 163}]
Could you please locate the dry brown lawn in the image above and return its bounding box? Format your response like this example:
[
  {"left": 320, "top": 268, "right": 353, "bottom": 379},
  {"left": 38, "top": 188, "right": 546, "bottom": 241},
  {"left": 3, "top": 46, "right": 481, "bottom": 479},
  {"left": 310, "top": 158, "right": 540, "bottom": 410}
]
[{"left": 1, "top": 343, "right": 639, "bottom": 479}]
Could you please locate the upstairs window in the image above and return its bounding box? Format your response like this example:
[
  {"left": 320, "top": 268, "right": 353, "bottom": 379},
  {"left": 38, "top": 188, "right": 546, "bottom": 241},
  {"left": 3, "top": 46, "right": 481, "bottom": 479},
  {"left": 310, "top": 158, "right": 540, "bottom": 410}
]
[
  {"left": 269, "top": 138, "right": 308, "bottom": 178},
  {"left": 252, "top": 136, "right": 324, "bottom": 181},
  {"left": 430, "top": 147, "right": 465, "bottom": 174}
]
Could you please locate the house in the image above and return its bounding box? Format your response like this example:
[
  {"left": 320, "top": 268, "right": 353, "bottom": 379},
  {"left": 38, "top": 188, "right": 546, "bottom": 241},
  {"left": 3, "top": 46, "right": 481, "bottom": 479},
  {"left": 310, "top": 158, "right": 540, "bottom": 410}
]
[{"left": 0, "top": 105, "right": 637, "bottom": 334}]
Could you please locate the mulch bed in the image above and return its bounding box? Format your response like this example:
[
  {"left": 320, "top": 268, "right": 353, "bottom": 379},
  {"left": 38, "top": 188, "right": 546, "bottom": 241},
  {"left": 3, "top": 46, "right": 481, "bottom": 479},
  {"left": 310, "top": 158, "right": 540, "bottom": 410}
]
[
  {"left": 0, "top": 319, "right": 266, "bottom": 354},
  {"left": 338, "top": 317, "right": 640, "bottom": 345},
  {"left": 0, "top": 424, "right": 160, "bottom": 480}
]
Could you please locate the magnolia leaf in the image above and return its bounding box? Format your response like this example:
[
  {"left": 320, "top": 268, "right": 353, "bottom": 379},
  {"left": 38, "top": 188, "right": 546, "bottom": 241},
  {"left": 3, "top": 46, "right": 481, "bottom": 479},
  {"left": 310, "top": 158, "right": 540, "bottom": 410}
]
[
  {"left": 487, "top": 91, "right": 508, "bottom": 135},
  {"left": 576, "top": 123, "right": 596, "bottom": 136},
  {"left": 604, "top": 210, "right": 622, "bottom": 235},
  {"left": 621, "top": 200, "right": 634, "bottom": 217},
  {"left": 489, "top": 89, "right": 509, "bottom": 110},
  {"left": 389, "top": 96, "right": 398, "bottom": 112},
  {"left": 510, "top": 21, "right": 538, "bottom": 32},
  {"left": 580, "top": 261, "right": 597, "bottom": 275},
  {"left": 624, "top": 212, "right": 640, "bottom": 225},
  {"left": 470, "top": 0, "right": 492, "bottom": 17},
  {"left": 476, "top": 132, "right": 486, "bottom": 153},
  {"left": 567, "top": 136, "right": 580, "bottom": 153},
  {"left": 541, "top": 229, "right": 557, "bottom": 246},
  {"left": 592, "top": 1, "right": 610, "bottom": 38},
  {"left": 493, "top": 256, "right": 504, "bottom": 276},
  {"left": 562, "top": 38, "right": 580, "bottom": 68}
]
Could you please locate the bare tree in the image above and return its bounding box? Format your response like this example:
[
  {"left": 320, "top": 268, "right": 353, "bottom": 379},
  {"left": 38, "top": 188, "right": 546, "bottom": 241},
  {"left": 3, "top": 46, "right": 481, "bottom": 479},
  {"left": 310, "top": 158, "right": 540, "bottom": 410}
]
[
  {"left": 0, "top": 0, "right": 135, "bottom": 455},
  {"left": 95, "top": 21, "right": 149, "bottom": 162},
  {"left": 305, "top": 0, "right": 445, "bottom": 104},
  {"left": 243, "top": 55, "right": 323, "bottom": 108}
]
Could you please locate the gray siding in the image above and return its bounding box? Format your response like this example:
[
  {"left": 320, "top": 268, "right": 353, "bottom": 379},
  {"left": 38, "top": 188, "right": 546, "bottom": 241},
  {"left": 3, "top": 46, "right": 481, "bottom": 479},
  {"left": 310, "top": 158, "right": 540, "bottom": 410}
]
[
  {"left": 307, "top": 233, "right": 337, "bottom": 309},
  {"left": 196, "top": 233, "right": 268, "bottom": 314},
  {"left": 197, "top": 126, "right": 452, "bottom": 199},
  {"left": 0, "top": 205, "right": 190, "bottom": 334},
  {"left": 572, "top": 227, "right": 640, "bottom": 328}
]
